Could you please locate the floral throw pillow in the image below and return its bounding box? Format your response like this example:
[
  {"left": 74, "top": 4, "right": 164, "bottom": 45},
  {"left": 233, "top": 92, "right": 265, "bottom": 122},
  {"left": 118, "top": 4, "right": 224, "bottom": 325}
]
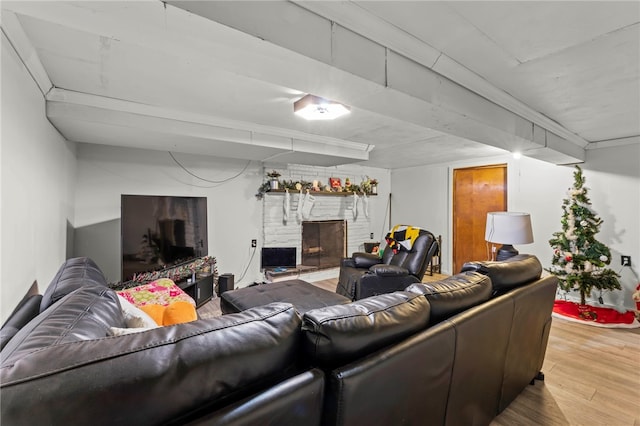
[{"left": 117, "top": 278, "right": 195, "bottom": 308}]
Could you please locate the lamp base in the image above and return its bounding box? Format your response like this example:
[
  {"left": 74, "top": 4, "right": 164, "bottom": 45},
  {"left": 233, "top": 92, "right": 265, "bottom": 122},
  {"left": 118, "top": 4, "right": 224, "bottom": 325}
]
[{"left": 496, "top": 244, "right": 519, "bottom": 261}]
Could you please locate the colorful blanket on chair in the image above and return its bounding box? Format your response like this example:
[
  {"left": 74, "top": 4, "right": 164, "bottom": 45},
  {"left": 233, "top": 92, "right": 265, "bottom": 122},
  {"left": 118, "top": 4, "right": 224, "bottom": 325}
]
[{"left": 385, "top": 225, "right": 428, "bottom": 254}]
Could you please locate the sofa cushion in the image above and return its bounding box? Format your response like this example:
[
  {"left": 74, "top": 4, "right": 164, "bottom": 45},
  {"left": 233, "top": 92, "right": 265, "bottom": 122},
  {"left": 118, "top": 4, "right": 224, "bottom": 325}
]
[
  {"left": 0, "top": 302, "right": 302, "bottom": 426},
  {"left": 40, "top": 257, "right": 107, "bottom": 312},
  {"left": 460, "top": 254, "right": 542, "bottom": 295},
  {"left": 405, "top": 272, "right": 492, "bottom": 324},
  {"left": 301, "top": 291, "right": 430, "bottom": 368},
  {"left": 1, "top": 285, "right": 124, "bottom": 361}
]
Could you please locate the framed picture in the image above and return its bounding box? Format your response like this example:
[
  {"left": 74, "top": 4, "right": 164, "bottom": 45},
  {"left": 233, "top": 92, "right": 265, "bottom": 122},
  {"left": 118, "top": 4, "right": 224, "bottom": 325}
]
[{"left": 329, "top": 177, "right": 341, "bottom": 189}]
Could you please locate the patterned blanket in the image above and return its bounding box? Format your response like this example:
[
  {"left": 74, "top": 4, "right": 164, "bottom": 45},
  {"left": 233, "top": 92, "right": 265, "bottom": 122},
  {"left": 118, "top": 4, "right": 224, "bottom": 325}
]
[{"left": 385, "top": 225, "right": 428, "bottom": 254}]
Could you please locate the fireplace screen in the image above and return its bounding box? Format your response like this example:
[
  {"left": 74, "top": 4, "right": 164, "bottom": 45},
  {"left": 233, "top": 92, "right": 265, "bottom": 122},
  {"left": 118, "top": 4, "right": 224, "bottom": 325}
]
[{"left": 302, "top": 220, "right": 346, "bottom": 269}]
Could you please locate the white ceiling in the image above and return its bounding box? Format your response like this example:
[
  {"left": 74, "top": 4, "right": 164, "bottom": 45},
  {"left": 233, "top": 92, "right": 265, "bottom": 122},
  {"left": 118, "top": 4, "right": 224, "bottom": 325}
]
[{"left": 2, "top": 1, "right": 638, "bottom": 169}]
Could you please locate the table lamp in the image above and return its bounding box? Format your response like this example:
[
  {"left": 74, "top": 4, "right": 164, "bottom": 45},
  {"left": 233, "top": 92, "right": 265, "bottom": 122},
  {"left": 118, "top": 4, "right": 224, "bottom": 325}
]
[{"left": 485, "top": 212, "right": 534, "bottom": 261}]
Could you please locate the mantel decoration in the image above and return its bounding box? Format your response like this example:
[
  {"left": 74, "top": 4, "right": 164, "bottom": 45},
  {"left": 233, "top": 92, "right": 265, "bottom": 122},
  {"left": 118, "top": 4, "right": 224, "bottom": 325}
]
[
  {"left": 360, "top": 176, "right": 378, "bottom": 195},
  {"left": 256, "top": 172, "right": 379, "bottom": 199},
  {"left": 266, "top": 170, "right": 281, "bottom": 190},
  {"left": 547, "top": 166, "right": 636, "bottom": 327}
]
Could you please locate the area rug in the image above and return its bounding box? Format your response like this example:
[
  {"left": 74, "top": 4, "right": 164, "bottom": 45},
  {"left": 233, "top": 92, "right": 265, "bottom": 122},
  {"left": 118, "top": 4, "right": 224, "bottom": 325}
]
[{"left": 552, "top": 300, "right": 640, "bottom": 328}]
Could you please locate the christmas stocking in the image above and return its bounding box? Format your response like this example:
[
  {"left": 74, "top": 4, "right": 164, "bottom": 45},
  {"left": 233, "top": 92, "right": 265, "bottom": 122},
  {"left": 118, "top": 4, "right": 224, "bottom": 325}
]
[
  {"left": 362, "top": 194, "right": 369, "bottom": 218},
  {"left": 296, "top": 190, "right": 304, "bottom": 222},
  {"left": 283, "top": 189, "right": 291, "bottom": 223},
  {"left": 352, "top": 193, "right": 359, "bottom": 220},
  {"left": 301, "top": 192, "right": 315, "bottom": 220}
]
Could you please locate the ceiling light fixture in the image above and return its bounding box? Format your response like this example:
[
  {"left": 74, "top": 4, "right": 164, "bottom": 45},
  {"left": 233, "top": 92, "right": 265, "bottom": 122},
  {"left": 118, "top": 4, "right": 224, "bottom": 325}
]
[{"left": 293, "top": 94, "right": 351, "bottom": 120}]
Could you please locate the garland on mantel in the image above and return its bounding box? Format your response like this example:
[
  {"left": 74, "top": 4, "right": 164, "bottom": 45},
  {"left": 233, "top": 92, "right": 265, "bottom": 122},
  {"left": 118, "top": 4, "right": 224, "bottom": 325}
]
[{"left": 111, "top": 256, "right": 218, "bottom": 291}]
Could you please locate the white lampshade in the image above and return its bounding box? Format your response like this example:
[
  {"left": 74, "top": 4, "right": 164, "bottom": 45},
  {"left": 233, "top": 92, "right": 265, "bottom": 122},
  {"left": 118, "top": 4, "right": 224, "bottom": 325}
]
[
  {"left": 293, "top": 94, "right": 351, "bottom": 120},
  {"left": 485, "top": 212, "right": 534, "bottom": 244}
]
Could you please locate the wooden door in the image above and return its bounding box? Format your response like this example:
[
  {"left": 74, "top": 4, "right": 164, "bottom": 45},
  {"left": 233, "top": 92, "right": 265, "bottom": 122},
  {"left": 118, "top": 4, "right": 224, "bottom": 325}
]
[{"left": 452, "top": 164, "right": 507, "bottom": 273}]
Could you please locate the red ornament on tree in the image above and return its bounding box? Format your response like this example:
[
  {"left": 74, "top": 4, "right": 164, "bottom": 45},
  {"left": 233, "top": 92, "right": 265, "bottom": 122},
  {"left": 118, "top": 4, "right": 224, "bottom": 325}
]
[{"left": 565, "top": 254, "right": 573, "bottom": 262}]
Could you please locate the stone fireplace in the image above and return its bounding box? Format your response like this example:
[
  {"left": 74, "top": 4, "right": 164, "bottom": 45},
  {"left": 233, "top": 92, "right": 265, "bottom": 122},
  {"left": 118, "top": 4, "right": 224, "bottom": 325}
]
[{"left": 301, "top": 220, "right": 346, "bottom": 269}]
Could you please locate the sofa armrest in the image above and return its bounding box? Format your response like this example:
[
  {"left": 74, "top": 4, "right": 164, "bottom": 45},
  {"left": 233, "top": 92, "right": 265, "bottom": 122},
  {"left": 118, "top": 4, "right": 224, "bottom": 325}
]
[
  {"left": 352, "top": 252, "right": 383, "bottom": 269},
  {"left": 341, "top": 258, "right": 356, "bottom": 268},
  {"left": 369, "top": 264, "right": 409, "bottom": 277},
  {"left": 0, "top": 295, "right": 43, "bottom": 351}
]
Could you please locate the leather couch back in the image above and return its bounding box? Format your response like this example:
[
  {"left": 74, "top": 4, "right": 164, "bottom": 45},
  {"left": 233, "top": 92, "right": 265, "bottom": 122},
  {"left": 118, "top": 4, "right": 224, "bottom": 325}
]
[
  {"left": 324, "top": 259, "right": 556, "bottom": 426},
  {"left": 2, "top": 257, "right": 319, "bottom": 426},
  {"left": 460, "top": 254, "right": 542, "bottom": 295},
  {"left": 499, "top": 276, "right": 557, "bottom": 411},
  {"left": 40, "top": 257, "right": 108, "bottom": 312},
  {"left": 325, "top": 320, "right": 456, "bottom": 425},
  {"left": 406, "top": 271, "right": 492, "bottom": 324},
  {"left": 443, "top": 295, "right": 514, "bottom": 425},
  {"left": 1, "top": 293, "right": 303, "bottom": 426},
  {"left": 301, "top": 291, "right": 430, "bottom": 368},
  {"left": 383, "top": 231, "right": 437, "bottom": 279},
  {"left": 1, "top": 285, "right": 124, "bottom": 362}
]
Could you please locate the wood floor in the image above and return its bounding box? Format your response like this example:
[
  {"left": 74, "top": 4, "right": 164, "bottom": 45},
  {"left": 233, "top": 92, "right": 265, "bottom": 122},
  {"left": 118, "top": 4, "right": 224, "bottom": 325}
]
[
  {"left": 198, "top": 276, "right": 640, "bottom": 425},
  {"left": 492, "top": 319, "right": 640, "bottom": 426}
]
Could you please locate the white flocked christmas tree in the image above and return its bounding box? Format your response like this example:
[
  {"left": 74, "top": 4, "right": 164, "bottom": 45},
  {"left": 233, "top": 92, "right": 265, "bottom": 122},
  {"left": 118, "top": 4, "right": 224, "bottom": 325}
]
[{"left": 548, "top": 165, "right": 621, "bottom": 306}]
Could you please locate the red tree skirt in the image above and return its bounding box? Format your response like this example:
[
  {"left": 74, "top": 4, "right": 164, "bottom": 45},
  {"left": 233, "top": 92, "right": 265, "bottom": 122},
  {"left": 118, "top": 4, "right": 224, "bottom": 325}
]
[{"left": 553, "top": 300, "right": 640, "bottom": 328}]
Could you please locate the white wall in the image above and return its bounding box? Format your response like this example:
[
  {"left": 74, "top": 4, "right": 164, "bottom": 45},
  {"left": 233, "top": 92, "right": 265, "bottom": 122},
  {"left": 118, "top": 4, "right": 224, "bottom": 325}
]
[
  {"left": 1, "top": 33, "right": 77, "bottom": 322},
  {"left": 74, "top": 144, "right": 264, "bottom": 285},
  {"left": 391, "top": 145, "right": 640, "bottom": 311},
  {"left": 74, "top": 145, "right": 390, "bottom": 287}
]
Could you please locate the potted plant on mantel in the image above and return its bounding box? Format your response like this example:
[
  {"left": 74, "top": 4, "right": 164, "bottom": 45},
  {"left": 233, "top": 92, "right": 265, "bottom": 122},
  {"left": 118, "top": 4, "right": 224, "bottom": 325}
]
[
  {"left": 360, "top": 176, "right": 378, "bottom": 195},
  {"left": 369, "top": 178, "right": 378, "bottom": 195},
  {"left": 266, "top": 170, "right": 281, "bottom": 190}
]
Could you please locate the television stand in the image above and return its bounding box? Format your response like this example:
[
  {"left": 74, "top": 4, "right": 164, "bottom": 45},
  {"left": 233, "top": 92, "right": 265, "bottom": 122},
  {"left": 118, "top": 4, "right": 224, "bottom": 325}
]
[{"left": 178, "top": 273, "right": 214, "bottom": 308}]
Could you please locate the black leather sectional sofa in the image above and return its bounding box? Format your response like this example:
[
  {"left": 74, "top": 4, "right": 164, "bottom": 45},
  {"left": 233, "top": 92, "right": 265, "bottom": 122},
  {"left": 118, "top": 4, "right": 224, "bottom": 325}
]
[{"left": 0, "top": 255, "right": 557, "bottom": 425}]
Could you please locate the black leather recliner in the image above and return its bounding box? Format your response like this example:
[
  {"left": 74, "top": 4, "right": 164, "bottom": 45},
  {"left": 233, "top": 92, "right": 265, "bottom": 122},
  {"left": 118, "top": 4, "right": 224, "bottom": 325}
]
[{"left": 336, "top": 228, "right": 439, "bottom": 300}]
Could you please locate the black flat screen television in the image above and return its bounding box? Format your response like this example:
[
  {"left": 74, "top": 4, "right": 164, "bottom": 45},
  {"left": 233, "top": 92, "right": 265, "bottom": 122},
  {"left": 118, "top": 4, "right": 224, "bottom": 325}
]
[
  {"left": 121, "top": 195, "right": 208, "bottom": 281},
  {"left": 261, "top": 247, "right": 297, "bottom": 270}
]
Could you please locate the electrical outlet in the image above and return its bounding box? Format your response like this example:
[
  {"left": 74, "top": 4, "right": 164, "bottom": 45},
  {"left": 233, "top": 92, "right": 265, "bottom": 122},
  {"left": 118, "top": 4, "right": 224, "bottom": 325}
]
[
  {"left": 370, "top": 233, "right": 374, "bottom": 239},
  {"left": 251, "top": 239, "right": 257, "bottom": 248},
  {"left": 621, "top": 255, "right": 631, "bottom": 267}
]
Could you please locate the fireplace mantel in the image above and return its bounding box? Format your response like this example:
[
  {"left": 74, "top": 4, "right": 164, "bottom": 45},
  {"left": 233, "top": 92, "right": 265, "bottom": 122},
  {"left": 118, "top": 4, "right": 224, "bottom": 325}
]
[{"left": 265, "top": 190, "right": 376, "bottom": 197}]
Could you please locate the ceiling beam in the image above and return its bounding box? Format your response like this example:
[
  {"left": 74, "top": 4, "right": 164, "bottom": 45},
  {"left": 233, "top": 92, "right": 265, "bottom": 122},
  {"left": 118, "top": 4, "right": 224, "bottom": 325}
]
[
  {"left": 170, "top": 1, "right": 585, "bottom": 164},
  {"left": 3, "top": 0, "right": 587, "bottom": 165},
  {"left": 45, "top": 88, "right": 371, "bottom": 165},
  {"left": 293, "top": 0, "right": 590, "bottom": 150}
]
